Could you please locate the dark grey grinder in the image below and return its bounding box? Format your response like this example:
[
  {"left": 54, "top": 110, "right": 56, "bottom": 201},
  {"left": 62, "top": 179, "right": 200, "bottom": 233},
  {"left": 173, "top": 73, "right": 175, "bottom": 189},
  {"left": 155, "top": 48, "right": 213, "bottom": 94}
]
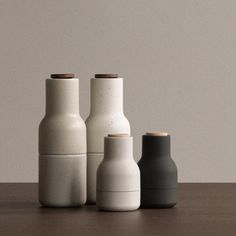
[{"left": 138, "top": 133, "right": 177, "bottom": 208}]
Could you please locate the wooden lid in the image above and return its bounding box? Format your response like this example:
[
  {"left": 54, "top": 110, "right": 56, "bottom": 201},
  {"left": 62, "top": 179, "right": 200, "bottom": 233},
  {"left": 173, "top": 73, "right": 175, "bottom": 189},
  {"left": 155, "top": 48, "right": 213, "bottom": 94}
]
[
  {"left": 51, "top": 74, "right": 75, "bottom": 79},
  {"left": 108, "top": 133, "right": 129, "bottom": 138},
  {"left": 95, "top": 74, "right": 118, "bottom": 79},
  {"left": 146, "top": 132, "right": 168, "bottom": 136}
]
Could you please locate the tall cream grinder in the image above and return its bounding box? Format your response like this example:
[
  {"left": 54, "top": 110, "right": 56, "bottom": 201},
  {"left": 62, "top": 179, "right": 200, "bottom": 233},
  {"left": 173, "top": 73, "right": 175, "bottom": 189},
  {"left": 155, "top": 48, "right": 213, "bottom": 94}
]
[
  {"left": 38, "top": 74, "right": 86, "bottom": 207},
  {"left": 86, "top": 74, "right": 131, "bottom": 204}
]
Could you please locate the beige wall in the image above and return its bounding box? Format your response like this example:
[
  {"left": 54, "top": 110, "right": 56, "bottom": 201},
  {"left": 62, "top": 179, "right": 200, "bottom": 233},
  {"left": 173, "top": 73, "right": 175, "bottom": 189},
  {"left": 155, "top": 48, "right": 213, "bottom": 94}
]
[{"left": 0, "top": 0, "right": 235, "bottom": 182}]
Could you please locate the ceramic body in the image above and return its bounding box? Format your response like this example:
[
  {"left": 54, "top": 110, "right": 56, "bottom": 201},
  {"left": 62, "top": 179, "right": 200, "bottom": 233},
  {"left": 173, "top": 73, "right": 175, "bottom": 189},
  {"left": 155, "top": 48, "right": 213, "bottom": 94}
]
[
  {"left": 96, "top": 135, "right": 140, "bottom": 211},
  {"left": 86, "top": 77, "right": 130, "bottom": 203},
  {"left": 138, "top": 134, "right": 177, "bottom": 208},
  {"left": 38, "top": 77, "right": 86, "bottom": 207}
]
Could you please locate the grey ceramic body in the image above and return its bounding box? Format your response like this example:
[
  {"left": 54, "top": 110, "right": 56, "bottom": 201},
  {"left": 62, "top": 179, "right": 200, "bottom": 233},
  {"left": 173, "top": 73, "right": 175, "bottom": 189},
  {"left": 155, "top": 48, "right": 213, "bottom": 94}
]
[
  {"left": 96, "top": 135, "right": 140, "bottom": 211},
  {"left": 38, "top": 78, "right": 86, "bottom": 207},
  {"left": 138, "top": 134, "right": 177, "bottom": 208}
]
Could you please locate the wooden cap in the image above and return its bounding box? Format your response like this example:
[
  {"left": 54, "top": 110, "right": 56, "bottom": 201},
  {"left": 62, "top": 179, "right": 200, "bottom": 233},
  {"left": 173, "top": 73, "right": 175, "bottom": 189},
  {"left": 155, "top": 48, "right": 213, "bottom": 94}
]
[
  {"left": 108, "top": 133, "right": 129, "bottom": 138},
  {"left": 95, "top": 74, "right": 118, "bottom": 79},
  {"left": 146, "top": 132, "right": 169, "bottom": 136},
  {"left": 51, "top": 74, "right": 75, "bottom": 79}
]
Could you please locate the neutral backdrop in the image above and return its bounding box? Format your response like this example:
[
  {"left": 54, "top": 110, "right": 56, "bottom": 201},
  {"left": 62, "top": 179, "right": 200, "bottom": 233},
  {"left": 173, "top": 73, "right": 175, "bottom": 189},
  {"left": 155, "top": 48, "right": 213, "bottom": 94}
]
[{"left": 0, "top": 0, "right": 235, "bottom": 182}]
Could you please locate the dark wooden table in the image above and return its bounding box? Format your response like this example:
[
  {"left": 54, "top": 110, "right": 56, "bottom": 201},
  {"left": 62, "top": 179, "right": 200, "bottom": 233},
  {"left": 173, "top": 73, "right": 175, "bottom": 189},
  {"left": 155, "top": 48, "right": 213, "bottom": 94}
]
[{"left": 0, "top": 184, "right": 235, "bottom": 236}]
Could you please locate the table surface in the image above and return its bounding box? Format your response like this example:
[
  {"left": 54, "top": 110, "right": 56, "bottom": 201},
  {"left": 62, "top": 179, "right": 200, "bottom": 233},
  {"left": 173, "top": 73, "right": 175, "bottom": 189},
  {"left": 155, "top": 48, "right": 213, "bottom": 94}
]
[{"left": 0, "top": 183, "right": 236, "bottom": 236}]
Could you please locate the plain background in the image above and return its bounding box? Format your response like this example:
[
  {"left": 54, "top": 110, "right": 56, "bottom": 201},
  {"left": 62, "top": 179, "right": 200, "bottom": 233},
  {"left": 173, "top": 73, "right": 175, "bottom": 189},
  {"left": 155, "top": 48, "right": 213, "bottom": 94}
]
[{"left": 0, "top": 0, "right": 235, "bottom": 182}]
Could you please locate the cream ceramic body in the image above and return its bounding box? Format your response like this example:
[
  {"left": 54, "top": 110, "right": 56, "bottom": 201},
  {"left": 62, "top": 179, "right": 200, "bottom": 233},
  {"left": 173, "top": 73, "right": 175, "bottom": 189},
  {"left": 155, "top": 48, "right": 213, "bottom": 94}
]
[
  {"left": 38, "top": 77, "right": 86, "bottom": 207},
  {"left": 39, "top": 154, "right": 86, "bottom": 207},
  {"left": 96, "top": 135, "right": 140, "bottom": 211},
  {"left": 86, "top": 77, "right": 130, "bottom": 203}
]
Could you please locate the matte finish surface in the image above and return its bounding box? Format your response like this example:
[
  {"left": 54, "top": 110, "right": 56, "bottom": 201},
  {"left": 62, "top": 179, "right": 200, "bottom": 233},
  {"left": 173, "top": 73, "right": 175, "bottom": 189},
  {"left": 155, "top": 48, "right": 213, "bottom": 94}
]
[
  {"left": 86, "top": 78, "right": 130, "bottom": 152},
  {"left": 138, "top": 134, "right": 177, "bottom": 208},
  {"left": 38, "top": 78, "right": 86, "bottom": 206},
  {"left": 87, "top": 153, "right": 104, "bottom": 203},
  {"left": 39, "top": 154, "right": 86, "bottom": 207},
  {"left": 86, "top": 77, "right": 130, "bottom": 203},
  {"left": 0, "top": 183, "right": 236, "bottom": 236},
  {"left": 96, "top": 136, "right": 140, "bottom": 211},
  {"left": 39, "top": 78, "right": 86, "bottom": 154}
]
